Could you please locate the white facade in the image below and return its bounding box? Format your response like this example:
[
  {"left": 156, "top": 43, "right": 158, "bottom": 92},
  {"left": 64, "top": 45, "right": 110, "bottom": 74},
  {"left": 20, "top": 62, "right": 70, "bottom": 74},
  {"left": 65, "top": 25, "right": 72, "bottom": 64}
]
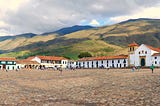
[
  {"left": 77, "top": 58, "right": 128, "bottom": 69},
  {"left": 129, "top": 44, "right": 160, "bottom": 67},
  {"left": 0, "top": 61, "right": 16, "bottom": 71},
  {"left": 30, "top": 56, "right": 68, "bottom": 68},
  {"left": 152, "top": 55, "right": 160, "bottom": 67}
]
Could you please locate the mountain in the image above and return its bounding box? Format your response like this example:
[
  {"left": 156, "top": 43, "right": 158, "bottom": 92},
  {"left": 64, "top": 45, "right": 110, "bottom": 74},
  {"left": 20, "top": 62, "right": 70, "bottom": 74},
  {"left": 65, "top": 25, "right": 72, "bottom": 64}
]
[
  {"left": 42, "top": 25, "right": 94, "bottom": 35},
  {"left": 0, "top": 33, "right": 36, "bottom": 42},
  {"left": 119, "top": 18, "right": 160, "bottom": 24},
  {"left": 0, "top": 18, "right": 160, "bottom": 59}
]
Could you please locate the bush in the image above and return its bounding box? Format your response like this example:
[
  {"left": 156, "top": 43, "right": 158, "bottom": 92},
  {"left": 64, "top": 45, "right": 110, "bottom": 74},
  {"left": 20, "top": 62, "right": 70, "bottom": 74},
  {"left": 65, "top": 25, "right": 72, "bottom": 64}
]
[{"left": 78, "top": 52, "right": 92, "bottom": 58}]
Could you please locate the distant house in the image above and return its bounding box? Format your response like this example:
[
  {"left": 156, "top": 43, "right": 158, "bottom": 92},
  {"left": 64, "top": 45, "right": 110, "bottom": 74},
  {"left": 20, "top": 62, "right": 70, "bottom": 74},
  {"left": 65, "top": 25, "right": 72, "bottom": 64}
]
[
  {"left": 27, "top": 56, "right": 68, "bottom": 68},
  {"left": 77, "top": 55, "right": 128, "bottom": 69},
  {"left": 16, "top": 60, "right": 40, "bottom": 70},
  {"left": 0, "top": 57, "right": 17, "bottom": 71}
]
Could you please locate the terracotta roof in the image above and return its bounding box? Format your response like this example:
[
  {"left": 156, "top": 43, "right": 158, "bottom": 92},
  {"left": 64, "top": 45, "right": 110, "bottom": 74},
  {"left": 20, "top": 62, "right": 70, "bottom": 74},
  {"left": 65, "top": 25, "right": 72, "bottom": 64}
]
[
  {"left": 36, "top": 56, "right": 68, "bottom": 61},
  {"left": 16, "top": 60, "right": 39, "bottom": 64},
  {"left": 79, "top": 55, "right": 128, "bottom": 61},
  {"left": 152, "top": 53, "right": 160, "bottom": 56},
  {"left": 128, "top": 42, "right": 139, "bottom": 47},
  {"left": 145, "top": 45, "right": 160, "bottom": 52},
  {"left": 0, "top": 57, "right": 16, "bottom": 61}
]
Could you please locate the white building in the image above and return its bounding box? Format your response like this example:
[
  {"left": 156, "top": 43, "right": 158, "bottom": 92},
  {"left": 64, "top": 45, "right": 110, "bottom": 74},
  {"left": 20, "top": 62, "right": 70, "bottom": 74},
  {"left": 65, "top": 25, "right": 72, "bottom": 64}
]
[
  {"left": 0, "top": 57, "right": 17, "bottom": 71},
  {"left": 67, "top": 60, "right": 77, "bottom": 69},
  {"left": 77, "top": 55, "right": 128, "bottom": 68},
  {"left": 75, "top": 42, "right": 160, "bottom": 69},
  {"left": 27, "top": 56, "right": 68, "bottom": 68},
  {"left": 128, "top": 42, "right": 160, "bottom": 67},
  {"left": 16, "top": 60, "right": 40, "bottom": 70}
]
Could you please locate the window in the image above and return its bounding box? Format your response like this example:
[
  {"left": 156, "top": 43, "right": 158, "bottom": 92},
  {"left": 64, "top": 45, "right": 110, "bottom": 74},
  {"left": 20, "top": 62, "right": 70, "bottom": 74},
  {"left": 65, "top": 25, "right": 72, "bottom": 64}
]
[
  {"left": 145, "top": 51, "right": 147, "bottom": 54},
  {"left": 101, "top": 61, "right": 103, "bottom": 64},
  {"left": 7, "top": 61, "right": 13, "bottom": 64},
  {"left": 139, "top": 52, "right": 140, "bottom": 54},
  {"left": 112, "top": 60, "right": 114, "bottom": 63},
  {"left": 118, "top": 60, "right": 120, "bottom": 63},
  {"left": 123, "top": 59, "right": 126, "bottom": 63},
  {"left": 117, "top": 64, "right": 118, "bottom": 68},
  {"left": 107, "top": 60, "right": 108, "bottom": 63},
  {"left": 87, "top": 62, "right": 89, "bottom": 68},
  {"left": 142, "top": 50, "right": 144, "bottom": 54},
  {"left": 155, "top": 61, "right": 157, "bottom": 64},
  {"left": 1, "top": 61, "right": 6, "bottom": 64},
  {"left": 155, "top": 57, "right": 157, "bottom": 59}
]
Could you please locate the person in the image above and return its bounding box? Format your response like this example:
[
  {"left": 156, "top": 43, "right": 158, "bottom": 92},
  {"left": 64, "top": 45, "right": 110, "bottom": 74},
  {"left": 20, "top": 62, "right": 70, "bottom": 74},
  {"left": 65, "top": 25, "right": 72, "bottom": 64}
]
[
  {"left": 131, "top": 66, "right": 134, "bottom": 72},
  {"left": 137, "top": 66, "right": 140, "bottom": 71},
  {"left": 150, "top": 64, "right": 155, "bottom": 73},
  {"left": 59, "top": 66, "right": 63, "bottom": 75}
]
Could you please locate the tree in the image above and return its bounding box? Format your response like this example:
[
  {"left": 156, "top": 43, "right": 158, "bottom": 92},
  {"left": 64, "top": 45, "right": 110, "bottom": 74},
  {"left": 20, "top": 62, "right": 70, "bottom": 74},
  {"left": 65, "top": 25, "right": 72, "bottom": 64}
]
[{"left": 78, "top": 52, "right": 92, "bottom": 58}]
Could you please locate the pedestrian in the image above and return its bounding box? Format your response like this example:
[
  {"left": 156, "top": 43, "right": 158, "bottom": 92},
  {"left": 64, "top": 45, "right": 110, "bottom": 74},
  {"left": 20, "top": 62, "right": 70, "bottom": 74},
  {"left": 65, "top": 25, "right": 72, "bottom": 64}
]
[
  {"left": 131, "top": 66, "right": 135, "bottom": 72},
  {"left": 59, "top": 66, "right": 63, "bottom": 75},
  {"left": 137, "top": 66, "right": 140, "bottom": 71},
  {"left": 150, "top": 64, "right": 155, "bottom": 73}
]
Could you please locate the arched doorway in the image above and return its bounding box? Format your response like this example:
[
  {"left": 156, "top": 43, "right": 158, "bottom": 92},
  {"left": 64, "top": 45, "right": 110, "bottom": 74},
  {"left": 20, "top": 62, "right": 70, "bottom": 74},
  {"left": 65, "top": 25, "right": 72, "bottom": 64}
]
[{"left": 141, "top": 58, "right": 145, "bottom": 66}]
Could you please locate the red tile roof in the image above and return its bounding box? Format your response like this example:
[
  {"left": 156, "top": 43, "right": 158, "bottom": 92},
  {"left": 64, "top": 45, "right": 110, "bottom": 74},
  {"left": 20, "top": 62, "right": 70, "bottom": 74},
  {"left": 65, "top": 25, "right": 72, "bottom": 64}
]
[
  {"left": 79, "top": 55, "right": 128, "bottom": 61},
  {"left": 36, "top": 56, "right": 68, "bottom": 61},
  {"left": 145, "top": 45, "right": 160, "bottom": 52},
  {"left": 0, "top": 57, "right": 16, "bottom": 61},
  {"left": 128, "top": 42, "right": 139, "bottom": 47},
  {"left": 16, "top": 60, "right": 39, "bottom": 64},
  {"left": 152, "top": 53, "right": 160, "bottom": 56}
]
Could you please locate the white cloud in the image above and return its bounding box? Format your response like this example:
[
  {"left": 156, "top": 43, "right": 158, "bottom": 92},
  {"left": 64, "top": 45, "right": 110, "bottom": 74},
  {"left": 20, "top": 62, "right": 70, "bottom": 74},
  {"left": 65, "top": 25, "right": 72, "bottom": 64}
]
[
  {"left": 89, "top": 19, "right": 100, "bottom": 26},
  {"left": 110, "top": 5, "right": 160, "bottom": 23},
  {"left": 0, "top": 0, "right": 160, "bottom": 36}
]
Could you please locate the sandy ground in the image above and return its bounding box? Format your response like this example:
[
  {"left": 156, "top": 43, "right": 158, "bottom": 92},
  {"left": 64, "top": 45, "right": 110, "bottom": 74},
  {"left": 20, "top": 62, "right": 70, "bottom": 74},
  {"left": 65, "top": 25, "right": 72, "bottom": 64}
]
[{"left": 0, "top": 68, "right": 159, "bottom": 106}]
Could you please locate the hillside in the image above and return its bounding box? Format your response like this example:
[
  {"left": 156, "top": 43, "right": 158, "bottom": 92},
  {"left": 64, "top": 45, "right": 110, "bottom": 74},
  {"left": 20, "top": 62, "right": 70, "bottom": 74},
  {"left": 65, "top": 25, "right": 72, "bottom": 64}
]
[
  {"left": 0, "top": 18, "right": 160, "bottom": 59},
  {"left": 42, "top": 25, "right": 94, "bottom": 35}
]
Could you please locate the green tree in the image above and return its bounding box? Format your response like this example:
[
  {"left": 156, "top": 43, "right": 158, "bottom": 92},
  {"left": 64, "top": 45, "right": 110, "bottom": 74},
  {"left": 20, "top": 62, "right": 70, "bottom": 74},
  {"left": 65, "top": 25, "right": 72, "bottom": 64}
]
[{"left": 78, "top": 52, "right": 92, "bottom": 58}]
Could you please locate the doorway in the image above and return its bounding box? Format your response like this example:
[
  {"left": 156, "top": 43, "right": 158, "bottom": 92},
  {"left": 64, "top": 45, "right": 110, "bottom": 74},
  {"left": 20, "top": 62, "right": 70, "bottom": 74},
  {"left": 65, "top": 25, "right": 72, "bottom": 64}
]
[
  {"left": 140, "top": 58, "right": 146, "bottom": 66},
  {"left": 2, "top": 64, "right": 6, "bottom": 70}
]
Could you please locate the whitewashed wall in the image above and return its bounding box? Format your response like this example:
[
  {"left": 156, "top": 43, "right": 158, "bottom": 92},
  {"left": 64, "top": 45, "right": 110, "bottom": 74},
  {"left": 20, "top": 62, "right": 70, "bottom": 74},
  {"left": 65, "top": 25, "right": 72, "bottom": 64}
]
[
  {"left": 134, "top": 44, "right": 158, "bottom": 66},
  {"left": 77, "top": 58, "right": 128, "bottom": 68}
]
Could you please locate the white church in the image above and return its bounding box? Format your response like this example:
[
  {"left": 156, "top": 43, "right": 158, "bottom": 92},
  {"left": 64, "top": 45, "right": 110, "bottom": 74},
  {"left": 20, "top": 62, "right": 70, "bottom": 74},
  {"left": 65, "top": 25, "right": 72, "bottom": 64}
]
[
  {"left": 128, "top": 42, "right": 160, "bottom": 67},
  {"left": 76, "top": 42, "right": 160, "bottom": 68}
]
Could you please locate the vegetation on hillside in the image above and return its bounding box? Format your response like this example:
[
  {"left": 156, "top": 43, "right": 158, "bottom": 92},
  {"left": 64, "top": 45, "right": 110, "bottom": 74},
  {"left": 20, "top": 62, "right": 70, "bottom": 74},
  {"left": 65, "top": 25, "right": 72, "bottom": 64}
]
[
  {"left": 78, "top": 52, "right": 92, "bottom": 58},
  {"left": 0, "top": 18, "right": 160, "bottom": 59}
]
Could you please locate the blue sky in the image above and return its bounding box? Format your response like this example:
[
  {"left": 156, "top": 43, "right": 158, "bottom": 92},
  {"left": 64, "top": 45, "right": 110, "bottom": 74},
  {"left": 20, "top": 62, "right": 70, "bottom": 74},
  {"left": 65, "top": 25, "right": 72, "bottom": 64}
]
[{"left": 0, "top": 0, "right": 160, "bottom": 36}]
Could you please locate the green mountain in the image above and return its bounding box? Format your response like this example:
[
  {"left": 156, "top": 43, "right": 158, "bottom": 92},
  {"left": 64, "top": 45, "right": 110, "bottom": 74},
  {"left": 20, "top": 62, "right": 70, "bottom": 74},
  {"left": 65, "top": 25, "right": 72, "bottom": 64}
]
[{"left": 0, "top": 18, "right": 160, "bottom": 60}]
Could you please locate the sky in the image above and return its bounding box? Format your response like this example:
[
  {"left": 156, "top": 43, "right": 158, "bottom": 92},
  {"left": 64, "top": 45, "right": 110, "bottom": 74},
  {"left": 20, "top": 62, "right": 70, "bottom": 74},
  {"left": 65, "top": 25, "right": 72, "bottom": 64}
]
[{"left": 0, "top": 0, "right": 160, "bottom": 36}]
